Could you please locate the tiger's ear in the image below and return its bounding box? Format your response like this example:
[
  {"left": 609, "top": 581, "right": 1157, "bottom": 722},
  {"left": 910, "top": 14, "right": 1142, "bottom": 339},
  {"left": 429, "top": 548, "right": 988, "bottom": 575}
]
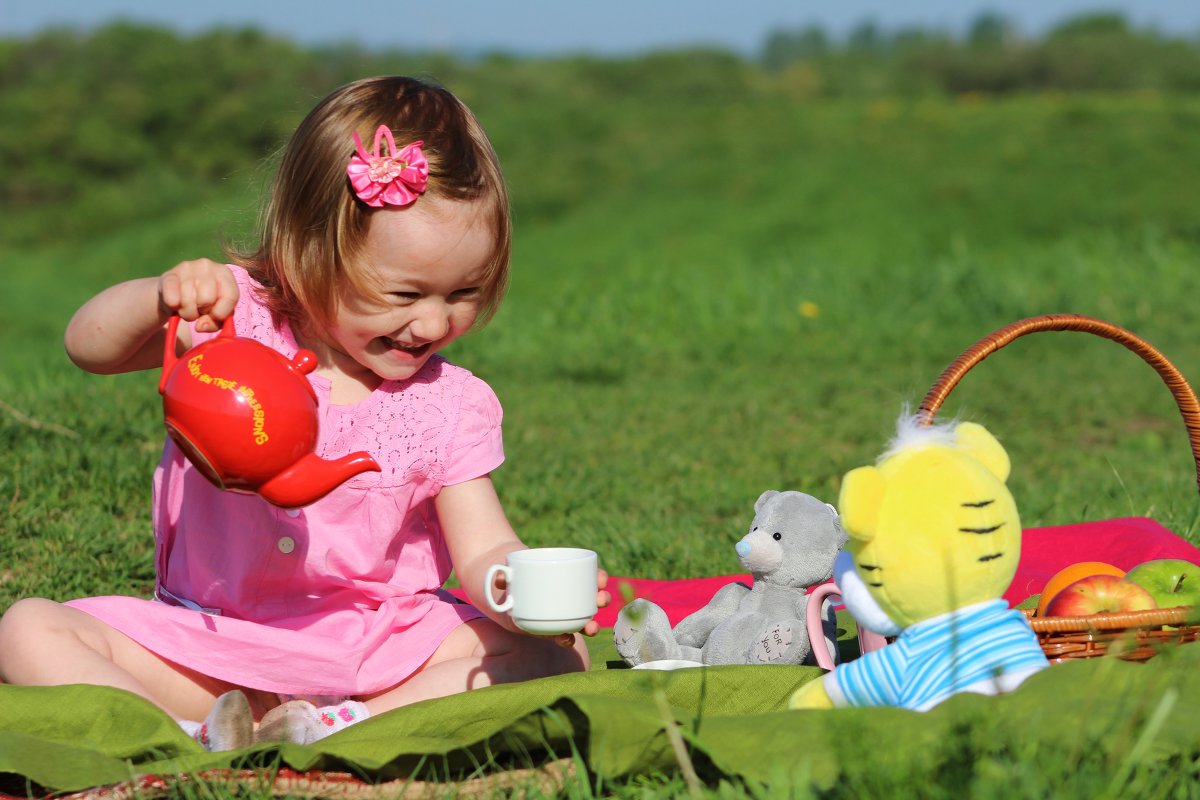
[
  {"left": 954, "top": 422, "right": 1010, "bottom": 483},
  {"left": 838, "top": 466, "right": 886, "bottom": 542}
]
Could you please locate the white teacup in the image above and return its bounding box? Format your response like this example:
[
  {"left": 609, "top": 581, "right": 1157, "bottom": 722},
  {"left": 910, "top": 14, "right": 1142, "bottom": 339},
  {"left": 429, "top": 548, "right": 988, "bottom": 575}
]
[{"left": 485, "top": 547, "right": 599, "bottom": 635}]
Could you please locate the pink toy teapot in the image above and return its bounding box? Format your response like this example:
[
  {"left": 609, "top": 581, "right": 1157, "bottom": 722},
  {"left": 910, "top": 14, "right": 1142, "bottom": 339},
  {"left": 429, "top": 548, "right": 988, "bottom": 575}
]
[{"left": 158, "top": 315, "right": 380, "bottom": 507}]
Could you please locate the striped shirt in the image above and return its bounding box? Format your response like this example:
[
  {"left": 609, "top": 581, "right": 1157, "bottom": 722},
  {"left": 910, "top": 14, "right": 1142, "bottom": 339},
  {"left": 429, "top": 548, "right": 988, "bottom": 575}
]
[{"left": 826, "top": 599, "right": 1049, "bottom": 712}]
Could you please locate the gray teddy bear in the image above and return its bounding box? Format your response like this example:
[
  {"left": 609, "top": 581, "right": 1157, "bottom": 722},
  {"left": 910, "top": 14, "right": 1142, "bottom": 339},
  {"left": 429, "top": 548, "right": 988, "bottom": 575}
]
[{"left": 614, "top": 490, "right": 847, "bottom": 667}]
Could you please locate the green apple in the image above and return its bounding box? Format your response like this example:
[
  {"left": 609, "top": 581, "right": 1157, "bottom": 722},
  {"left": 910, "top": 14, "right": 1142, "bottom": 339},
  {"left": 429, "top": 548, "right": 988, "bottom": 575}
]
[{"left": 1123, "top": 559, "right": 1200, "bottom": 611}]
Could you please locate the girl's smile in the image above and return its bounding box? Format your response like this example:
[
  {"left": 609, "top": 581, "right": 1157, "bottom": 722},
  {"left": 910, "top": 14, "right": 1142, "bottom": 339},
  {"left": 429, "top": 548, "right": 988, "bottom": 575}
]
[{"left": 382, "top": 338, "right": 432, "bottom": 358}]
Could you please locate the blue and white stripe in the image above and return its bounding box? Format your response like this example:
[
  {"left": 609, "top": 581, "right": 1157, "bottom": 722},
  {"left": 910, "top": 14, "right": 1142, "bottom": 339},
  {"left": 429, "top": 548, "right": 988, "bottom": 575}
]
[{"left": 827, "top": 599, "right": 1049, "bottom": 711}]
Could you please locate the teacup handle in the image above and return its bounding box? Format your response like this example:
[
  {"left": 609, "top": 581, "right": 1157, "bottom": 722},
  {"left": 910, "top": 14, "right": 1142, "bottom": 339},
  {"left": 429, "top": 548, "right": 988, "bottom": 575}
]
[
  {"left": 484, "top": 564, "right": 514, "bottom": 613},
  {"left": 806, "top": 582, "right": 890, "bottom": 671},
  {"left": 806, "top": 582, "right": 842, "bottom": 671}
]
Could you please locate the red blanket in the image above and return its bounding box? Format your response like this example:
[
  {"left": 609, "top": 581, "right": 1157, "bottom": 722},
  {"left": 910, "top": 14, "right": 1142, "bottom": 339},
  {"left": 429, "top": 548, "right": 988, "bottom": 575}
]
[
  {"left": 597, "top": 517, "right": 1200, "bottom": 627},
  {"left": 450, "top": 517, "right": 1200, "bottom": 627}
]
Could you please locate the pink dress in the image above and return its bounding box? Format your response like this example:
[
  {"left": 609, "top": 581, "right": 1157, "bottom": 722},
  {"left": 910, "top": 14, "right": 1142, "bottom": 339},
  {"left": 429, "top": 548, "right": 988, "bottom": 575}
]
[{"left": 67, "top": 266, "right": 498, "bottom": 695}]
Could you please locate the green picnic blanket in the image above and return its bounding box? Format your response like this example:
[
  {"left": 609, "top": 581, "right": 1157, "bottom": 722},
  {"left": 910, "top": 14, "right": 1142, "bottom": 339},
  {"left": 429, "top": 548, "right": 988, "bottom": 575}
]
[{"left": 4, "top": 640, "right": 1200, "bottom": 793}]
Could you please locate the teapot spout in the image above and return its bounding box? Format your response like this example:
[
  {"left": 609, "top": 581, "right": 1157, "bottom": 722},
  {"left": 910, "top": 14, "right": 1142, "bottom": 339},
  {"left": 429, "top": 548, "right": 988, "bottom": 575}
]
[{"left": 257, "top": 451, "right": 381, "bottom": 508}]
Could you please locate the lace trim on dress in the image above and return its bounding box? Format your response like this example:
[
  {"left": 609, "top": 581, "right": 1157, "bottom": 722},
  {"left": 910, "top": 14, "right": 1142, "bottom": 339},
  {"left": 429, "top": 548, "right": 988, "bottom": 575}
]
[
  {"left": 227, "top": 266, "right": 469, "bottom": 490},
  {"left": 320, "top": 359, "right": 466, "bottom": 489}
]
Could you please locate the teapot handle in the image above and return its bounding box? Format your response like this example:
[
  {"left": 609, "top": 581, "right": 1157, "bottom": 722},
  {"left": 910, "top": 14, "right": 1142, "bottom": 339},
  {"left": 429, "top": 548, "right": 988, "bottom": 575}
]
[
  {"left": 159, "top": 316, "right": 182, "bottom": 395},
  {"left": 158, "top": 315, "right": 236, "bottom": 394}
]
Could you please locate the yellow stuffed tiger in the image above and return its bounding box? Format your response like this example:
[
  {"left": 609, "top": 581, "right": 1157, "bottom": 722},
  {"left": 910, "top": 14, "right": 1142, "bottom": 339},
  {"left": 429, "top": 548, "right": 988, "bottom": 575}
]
[{"left": 790, "top": 417, "right": 1049, "bottom": 711}]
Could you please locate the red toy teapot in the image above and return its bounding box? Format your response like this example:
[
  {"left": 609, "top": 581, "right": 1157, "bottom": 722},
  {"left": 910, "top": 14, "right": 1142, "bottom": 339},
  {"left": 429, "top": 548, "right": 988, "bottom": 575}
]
[{"left": 158, "top": 315, "right": 380, "bottom": 507}]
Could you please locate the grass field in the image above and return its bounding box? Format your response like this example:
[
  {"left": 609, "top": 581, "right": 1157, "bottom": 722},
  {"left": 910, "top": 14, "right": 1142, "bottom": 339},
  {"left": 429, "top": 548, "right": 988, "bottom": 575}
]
[{"left": 4, "top": 86, "right": 1200, "bottom": 795}]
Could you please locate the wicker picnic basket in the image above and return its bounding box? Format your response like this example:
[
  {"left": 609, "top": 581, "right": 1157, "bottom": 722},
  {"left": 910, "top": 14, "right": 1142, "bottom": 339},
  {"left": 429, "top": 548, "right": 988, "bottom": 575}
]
[{"left": 916, "top": 314, "right": 1200, "bottom": 663}]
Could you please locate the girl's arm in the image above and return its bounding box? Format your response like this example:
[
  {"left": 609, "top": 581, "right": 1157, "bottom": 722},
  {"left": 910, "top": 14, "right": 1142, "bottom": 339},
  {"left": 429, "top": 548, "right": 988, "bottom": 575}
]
[
  {"left": 436, "top": 476, "right": 609, "bottom": 639},
  {"left": 64, "top": 259, "right": 238, "bottom": 374}
]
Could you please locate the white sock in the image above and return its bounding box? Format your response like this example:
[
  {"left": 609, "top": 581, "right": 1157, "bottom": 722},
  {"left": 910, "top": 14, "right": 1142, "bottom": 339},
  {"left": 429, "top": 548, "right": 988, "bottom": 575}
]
[
  {"left": 178, "top": 690, "right": 253, "bottom": 751},
  {"left": 313, "top": 700, "right": 370, "bottom": 738},
  {"left": 255, "top": 699, "right": 370, "bottom": 745}
]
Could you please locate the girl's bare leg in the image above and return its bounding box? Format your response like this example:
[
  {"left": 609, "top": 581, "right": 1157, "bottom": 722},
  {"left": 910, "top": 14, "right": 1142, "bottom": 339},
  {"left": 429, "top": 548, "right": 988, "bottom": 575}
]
[
  {"left": 0, "top": 597, "right": 276, "bottom": 720},
  {"left": 360, "top": 618, "right": 589, "bottom": 714}
]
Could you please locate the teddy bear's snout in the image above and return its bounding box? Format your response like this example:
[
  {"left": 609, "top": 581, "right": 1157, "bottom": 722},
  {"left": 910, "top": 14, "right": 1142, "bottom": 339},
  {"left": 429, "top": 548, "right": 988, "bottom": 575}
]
[{"left": 735, "top": 533, "right": 783, "bottom": 572}]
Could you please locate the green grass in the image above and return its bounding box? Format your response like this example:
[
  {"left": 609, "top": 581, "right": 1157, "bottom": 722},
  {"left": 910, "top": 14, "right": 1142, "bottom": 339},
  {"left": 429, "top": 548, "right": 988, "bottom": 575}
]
[
  {"left": 4, "top": 90, "right": 1200, "bottom": 796},
  {"left": 478, "top": 91, "right": 1200, "bottom": 576}
]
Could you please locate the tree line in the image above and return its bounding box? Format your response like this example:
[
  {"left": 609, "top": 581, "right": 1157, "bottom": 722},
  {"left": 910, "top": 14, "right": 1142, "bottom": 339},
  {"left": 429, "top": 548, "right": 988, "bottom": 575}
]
[
  {"left": 2, "top": 11, "right": 1198, "bottom": 246},
  {"left": 761, "top": 11, "right": 1200, "bottom": 94}
]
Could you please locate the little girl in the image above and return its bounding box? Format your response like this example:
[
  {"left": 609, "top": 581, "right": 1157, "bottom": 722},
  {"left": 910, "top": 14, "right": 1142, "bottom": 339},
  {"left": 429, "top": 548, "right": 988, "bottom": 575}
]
[{"left": 0, "top": 76, "right": 609, "bottom": 750}]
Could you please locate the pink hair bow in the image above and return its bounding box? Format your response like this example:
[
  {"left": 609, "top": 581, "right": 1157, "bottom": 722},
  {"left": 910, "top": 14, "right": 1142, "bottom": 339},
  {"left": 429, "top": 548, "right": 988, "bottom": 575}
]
[{"left": 346, "top": 125, "right": 429, "bottom": 208}]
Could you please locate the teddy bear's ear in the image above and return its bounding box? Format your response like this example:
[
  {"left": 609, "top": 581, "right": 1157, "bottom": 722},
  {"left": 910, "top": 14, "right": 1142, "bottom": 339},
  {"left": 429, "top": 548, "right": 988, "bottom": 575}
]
[
  {"left": 754, "top": 490, "right": 779, "bottom": 513},
  {"left": 954, "top": 422, "right": 1011, "bottom": 483},
  {"left": 838, "top": 466, "right": 885, "bottom": 542}
]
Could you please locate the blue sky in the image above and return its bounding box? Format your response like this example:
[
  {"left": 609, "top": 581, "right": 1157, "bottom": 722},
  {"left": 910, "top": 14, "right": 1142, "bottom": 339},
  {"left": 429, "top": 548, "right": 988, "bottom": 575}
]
[{"left": 4, "top": 1, "right": 1199, "bottom": 54}]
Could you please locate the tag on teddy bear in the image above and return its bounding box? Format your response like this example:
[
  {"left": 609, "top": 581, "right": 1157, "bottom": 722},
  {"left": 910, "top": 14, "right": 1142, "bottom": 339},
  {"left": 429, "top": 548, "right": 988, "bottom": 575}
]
[{"left": 752, "top": 622, "right": 793, "bottom": 663}]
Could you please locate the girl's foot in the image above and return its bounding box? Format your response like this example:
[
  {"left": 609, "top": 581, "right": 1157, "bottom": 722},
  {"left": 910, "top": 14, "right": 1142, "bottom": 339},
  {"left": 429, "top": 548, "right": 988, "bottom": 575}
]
[
  {"left": 254, "top": 699, "right": 370, "bottom": 745},
  {"left": 180, "top": 690, "right": 254, "bottom": 751},
  {"left": 254, "top": 699, "right": 322, "bottom": 745}
]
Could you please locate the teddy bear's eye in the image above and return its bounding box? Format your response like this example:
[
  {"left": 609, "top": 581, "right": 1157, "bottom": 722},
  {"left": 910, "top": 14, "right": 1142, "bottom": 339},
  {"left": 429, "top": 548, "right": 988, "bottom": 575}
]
[{"left": 773, "top": 532, "right": 782, "bottom": 541}]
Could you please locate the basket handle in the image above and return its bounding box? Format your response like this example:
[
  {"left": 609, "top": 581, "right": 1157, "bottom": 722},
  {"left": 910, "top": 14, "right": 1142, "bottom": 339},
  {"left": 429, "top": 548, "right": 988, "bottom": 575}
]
[{"left": 916, "top": 314, "right": 1200, "bottom": 495}]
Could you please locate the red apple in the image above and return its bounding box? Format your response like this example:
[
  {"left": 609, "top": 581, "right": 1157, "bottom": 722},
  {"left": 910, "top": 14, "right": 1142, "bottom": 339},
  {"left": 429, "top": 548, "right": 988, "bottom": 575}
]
[
  {"left": 1124, "top": 559, "right": 1200, "bottom": 611},
  {"left": 1042, "top": 574, "right": 1157, "bottom": 617},
  {"left": 1035, "top": 561, "right": 1125, "bottom": 617}
]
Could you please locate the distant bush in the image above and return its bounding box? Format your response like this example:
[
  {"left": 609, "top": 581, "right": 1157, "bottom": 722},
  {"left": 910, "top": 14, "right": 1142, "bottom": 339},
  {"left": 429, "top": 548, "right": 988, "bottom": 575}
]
[
  {"left": 762, "top": 11, "right": 1200, "bottom": 96},
  {"left": 3, "top": 12, "right": 1199, "bottom": 246},
  {"left": 0, "top": 23, "right": 474, "bottom": 244},
  {"left": 0, "top": 24, "right": 772, "bottom": 246}
]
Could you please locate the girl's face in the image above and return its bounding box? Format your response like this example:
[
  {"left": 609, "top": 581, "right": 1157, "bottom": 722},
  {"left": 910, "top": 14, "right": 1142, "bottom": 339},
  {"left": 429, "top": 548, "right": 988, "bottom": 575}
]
[{"left": 317, "top": 196, "right": 496, "bottom": 388}]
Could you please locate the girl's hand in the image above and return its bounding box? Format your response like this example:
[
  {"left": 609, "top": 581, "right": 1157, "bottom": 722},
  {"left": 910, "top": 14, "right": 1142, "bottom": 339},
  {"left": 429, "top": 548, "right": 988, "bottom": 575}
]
[
  {"left": 548, "top": 568, "right": 611, "bottom": 648},
  {"left": 158, "top": 259, "right": 239, "bottom": 333},
  {"left": 65, "top": 259, "right": 238, "bottom": 374}
]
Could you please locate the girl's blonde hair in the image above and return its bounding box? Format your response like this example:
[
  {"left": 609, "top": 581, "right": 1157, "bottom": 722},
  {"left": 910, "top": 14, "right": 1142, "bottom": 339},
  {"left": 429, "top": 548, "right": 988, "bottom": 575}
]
[{"left": 232, "top": 76, "right": 512, "bottom": 332}]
